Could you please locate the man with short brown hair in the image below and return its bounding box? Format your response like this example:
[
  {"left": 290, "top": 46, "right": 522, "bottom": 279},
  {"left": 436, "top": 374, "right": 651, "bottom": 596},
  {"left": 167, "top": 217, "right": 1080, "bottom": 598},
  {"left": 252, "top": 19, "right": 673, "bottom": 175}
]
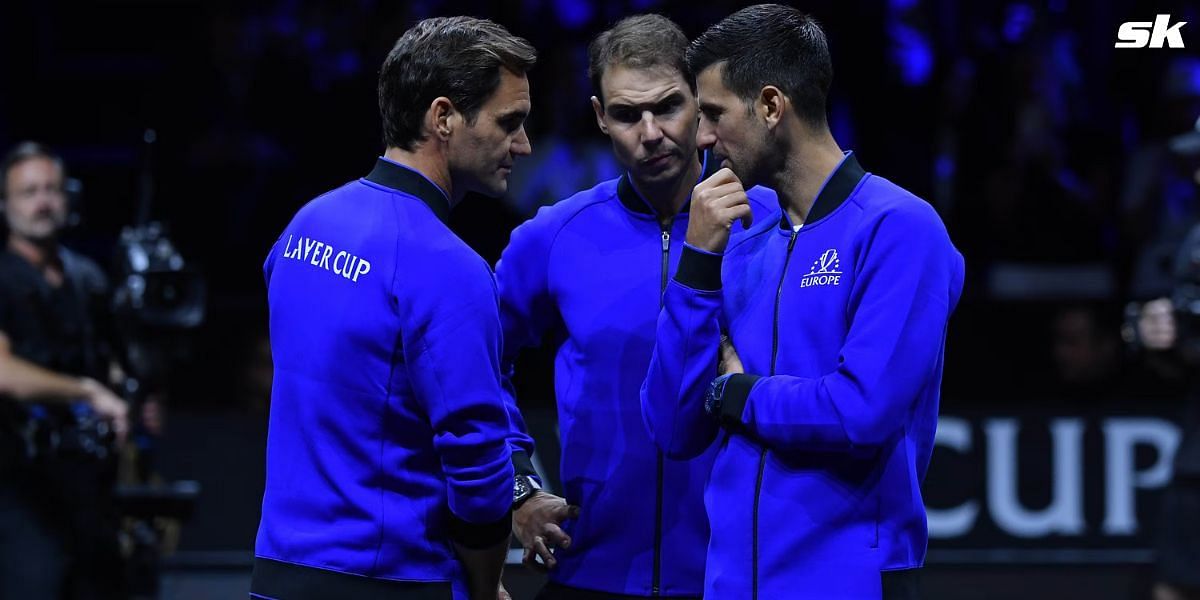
[
  {"left": 0, "top": 141, "right": 129, "bottom": 600},
  {"left": 252, "top": 17, "right": 536, "bottom": 600},
  {"left": 496, "top": 14, "right": 775, "bottom": 599}
]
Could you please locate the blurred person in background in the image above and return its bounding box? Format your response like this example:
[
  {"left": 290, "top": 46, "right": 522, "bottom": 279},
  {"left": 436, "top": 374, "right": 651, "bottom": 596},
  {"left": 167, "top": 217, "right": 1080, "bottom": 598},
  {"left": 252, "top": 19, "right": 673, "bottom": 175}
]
[
  {"left": 1134, "top": 296, "right": 1200, "bottom": 600},
  {"left": 1050, "top": 304, "right": 1122, "bottom": 403},
  {"left": 1129, "top": 112, "right": 1200, "bottom": 600},
  {"left": 1124, "top": 58, "right": 1200, "bottom": 299},
  {"left": 1133, "top": 238, "right": 1200, "bottom": 600},
  {"left": 0, "top": 141, "right": 130, "bottom": 599}
]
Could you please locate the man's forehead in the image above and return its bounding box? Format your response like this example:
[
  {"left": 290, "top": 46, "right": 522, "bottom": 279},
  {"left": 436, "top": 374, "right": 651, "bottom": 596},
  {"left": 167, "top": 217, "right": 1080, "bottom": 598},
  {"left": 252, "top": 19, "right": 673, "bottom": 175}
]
[
  {"left": 483, "top": 69, "right": 531, "bottom": 112},
  {"left": 10, "top": 157, "right": 62, "bottom": 179},
  {"left": 696, "top": 63, "right": 732, "bottom": 94},
  {"left": 696, "top": 64, "right": 741, "bottom": 106},
  {"left": 601, "top": 64, "right": 689, "bottom": 105}
]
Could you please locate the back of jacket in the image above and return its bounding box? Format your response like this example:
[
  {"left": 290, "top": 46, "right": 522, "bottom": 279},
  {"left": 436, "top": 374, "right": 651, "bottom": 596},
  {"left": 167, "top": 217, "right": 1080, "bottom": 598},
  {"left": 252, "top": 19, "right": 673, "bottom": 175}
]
[{"left": 255, "top": 160, "right": 514, "bottom": 599}]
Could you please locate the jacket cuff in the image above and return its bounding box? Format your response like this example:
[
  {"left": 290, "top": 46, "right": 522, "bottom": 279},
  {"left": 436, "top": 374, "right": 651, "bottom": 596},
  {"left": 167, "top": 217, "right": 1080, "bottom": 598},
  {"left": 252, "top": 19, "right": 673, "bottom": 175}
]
[
  {"left": 512, "top": 450, "right": 538, "bottom": 479},
  {"left": 719, "top": 374, "right": 760, "bottom": 427},
  {"left": 674, "top": 245, "right": 723, "bottom": 291},
  {"left": 448, "top": 509, "right": 512, "bottom": 549}
]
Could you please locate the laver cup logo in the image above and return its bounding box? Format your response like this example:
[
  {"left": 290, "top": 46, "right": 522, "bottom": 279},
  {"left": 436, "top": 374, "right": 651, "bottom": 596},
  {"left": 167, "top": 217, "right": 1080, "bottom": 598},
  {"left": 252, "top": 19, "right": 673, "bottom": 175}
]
[
  {"left": 1115, "top": 15, "right": 1187, "bottom": 48},
  {"left": 801, "top": 249, "right": 842, "bottom": 288},
  {"left": 280, "top": 234, "right": 372, "bottom": 282}
]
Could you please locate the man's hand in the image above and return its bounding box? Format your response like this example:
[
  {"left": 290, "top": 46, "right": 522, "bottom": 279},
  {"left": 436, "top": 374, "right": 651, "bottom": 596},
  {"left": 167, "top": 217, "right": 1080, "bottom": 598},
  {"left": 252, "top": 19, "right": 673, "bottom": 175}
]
[
  {"left": 513, "top": 492, "right": 580, "bottom": 571},
  {"left": 79, "top": 377, "right": 129, "bottom": 444},
  {"left": 686, "top": 168, "right": 753, "bottom": 253},
  {"left": 497, "top": 581, "right": 513, "bottom": 600},
  {"left": 719, "top": 335, "right": 745, "bottom": 375}
]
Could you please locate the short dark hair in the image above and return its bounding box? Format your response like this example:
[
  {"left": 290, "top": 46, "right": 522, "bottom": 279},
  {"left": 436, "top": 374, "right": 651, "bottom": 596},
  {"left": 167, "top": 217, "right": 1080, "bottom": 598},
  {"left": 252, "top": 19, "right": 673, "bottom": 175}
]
[
  {"left": 687, "top": 4, "right": 832, "bottom": 127},
  {"left": 378, "top": 16, "right": 537, "bottom": 151},
  {"left": 0, "top": 141, "right": 64, "bottom": 200},
  {"left": 588, "top": 14, "right": 694, "bottom": 106}
]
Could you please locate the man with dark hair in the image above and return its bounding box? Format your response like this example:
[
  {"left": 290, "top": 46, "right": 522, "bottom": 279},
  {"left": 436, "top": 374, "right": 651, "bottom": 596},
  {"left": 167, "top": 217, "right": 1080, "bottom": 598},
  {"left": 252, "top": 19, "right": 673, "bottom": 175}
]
[
  {"left": 252, "top": 16, "right": 535, "bottom": 600},
  {"left": 641, "top": 5, "right": 964, "bottom": 599},
  {"left": 0, "top": 141, "right": 130, "bottom": 598},
  {"left": 495, "top": 14, "right": 774, "bottom": 600}
]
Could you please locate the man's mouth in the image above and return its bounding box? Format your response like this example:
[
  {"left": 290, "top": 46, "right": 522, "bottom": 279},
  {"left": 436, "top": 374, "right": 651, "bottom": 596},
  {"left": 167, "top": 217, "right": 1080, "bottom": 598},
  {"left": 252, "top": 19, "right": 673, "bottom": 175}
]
[{"left": 642, "top": 153, "right": 673, "bottom": 167}]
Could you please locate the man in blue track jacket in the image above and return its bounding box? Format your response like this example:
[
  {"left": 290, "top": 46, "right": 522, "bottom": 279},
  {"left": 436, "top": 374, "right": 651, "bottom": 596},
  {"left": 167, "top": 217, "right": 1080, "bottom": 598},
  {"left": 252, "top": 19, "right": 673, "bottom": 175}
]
[
  {"left": 641, "top": 5, "right": 965, "bottom": 599},
  {"left": 251, "top": 17, "right": 536, "bottom": 600},
  {"left": 495, "top": 15, "right": 776, "bottom": 599}
]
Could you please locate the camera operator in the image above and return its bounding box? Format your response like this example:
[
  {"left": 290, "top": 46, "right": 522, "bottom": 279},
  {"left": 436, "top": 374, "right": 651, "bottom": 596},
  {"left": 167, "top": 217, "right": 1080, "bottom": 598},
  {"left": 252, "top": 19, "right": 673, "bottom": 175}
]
[
  {"left": 1131, "top": 227, "right": 1200, "bottom": 600},
  {"left": 0, "top": 141, "right": 130, "bottom": 599}
]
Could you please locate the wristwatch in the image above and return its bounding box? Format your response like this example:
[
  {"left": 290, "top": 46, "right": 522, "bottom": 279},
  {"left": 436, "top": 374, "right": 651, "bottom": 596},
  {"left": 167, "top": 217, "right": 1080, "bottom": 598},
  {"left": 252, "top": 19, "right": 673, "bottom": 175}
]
[
  {"left": 513, "top": 474, "right": 542, "bottom": 510},
  {"left": 705, "top": 373, "right": 735, "bottom": 418}
]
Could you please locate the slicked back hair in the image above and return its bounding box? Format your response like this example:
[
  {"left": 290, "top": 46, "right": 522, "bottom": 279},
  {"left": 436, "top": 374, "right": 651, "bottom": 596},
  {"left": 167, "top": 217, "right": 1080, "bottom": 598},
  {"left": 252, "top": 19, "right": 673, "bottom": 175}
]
[
  {"left": 0, "top": 141, "right": 64, "bottom": 200},
  {"left": 588, "top": 14, "right": 694, "bottom": 106},
  {"left": 379, "top": 16, "right": 537, "bottom": 151},
  {"left": 687, "top": 4, "right": 832, "bottom": 127}
]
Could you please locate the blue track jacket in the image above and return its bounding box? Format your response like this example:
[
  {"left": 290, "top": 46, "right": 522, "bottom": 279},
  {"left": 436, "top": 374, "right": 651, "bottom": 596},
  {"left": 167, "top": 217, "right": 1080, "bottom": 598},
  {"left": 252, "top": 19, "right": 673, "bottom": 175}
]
[
  {"left": 641, "top": 153, "right": 965, "bottom": 599},
  {"left": 496, "top": 154, "right": 776, "bottom": 597},
  {"left": 252, "top": 158, "right": 516, "bottom": 600}
]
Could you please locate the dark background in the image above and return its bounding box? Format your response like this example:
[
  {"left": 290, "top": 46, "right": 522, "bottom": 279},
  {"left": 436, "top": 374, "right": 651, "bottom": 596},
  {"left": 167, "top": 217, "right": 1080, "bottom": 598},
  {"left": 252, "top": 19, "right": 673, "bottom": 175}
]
[{"left": 3, "top": 0, "right": 1198, "bottom": 597}]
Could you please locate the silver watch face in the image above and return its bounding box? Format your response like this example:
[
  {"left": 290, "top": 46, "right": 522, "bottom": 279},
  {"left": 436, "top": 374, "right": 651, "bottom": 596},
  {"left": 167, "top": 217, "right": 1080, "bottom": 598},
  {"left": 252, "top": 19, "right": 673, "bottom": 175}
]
[
  {"left": 705, "top": 380, "right": 721, "bottom": 415},
  {"left": 513, "top": 476, "right": 531, "bottom": 502}
]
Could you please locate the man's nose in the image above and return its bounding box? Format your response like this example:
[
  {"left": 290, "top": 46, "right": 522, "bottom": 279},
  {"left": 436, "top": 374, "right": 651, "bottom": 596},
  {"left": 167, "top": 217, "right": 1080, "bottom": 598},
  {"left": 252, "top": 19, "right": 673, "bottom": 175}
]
[
  {"left": 640, "top": 112, "right": 664, "bottom": 144},
  {"left": 696, "top": 118, "right": 716, "bottom": 150},
  {"left": 512, "top": 127, "right": 532, "bottom": 156}
]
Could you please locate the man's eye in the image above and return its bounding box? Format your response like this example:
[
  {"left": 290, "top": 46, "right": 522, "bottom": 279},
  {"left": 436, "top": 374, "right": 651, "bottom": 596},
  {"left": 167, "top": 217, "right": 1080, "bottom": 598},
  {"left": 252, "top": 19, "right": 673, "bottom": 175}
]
[
  {"left": 611, "top": 109, "right": 639, "bottom": 124},
  {"left": 500, "top": 117, "right": 523, "bottom": 133},
  {"left": 654, "top": 100, "right": 682, "bottom": 116}
]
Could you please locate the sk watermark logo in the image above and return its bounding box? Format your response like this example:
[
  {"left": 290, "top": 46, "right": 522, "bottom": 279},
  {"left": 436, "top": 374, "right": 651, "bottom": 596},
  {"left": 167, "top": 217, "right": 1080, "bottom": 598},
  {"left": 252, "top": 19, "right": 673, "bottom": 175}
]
[
  {"left": 1115, "top": 15, "right": 1187, "bottom": 48},
  {"left": 800, "top": 249, "right": 842, "bottom": 288}
]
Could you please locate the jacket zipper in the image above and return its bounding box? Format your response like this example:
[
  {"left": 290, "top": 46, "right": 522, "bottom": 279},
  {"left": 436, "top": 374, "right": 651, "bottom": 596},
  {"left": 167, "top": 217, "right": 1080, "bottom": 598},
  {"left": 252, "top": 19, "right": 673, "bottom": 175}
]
[
  {"left": 754, "top": 229, "right": 799, "bottom": 600},
  {"left": 652, "top": 222, "right": 671, "bottom": 596}
]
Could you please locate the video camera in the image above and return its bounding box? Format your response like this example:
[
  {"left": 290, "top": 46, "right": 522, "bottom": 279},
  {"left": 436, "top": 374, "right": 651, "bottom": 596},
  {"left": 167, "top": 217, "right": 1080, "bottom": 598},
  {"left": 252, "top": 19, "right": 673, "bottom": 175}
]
[{"left": 112, "top": 221, "right": 206, "bottom": 391}]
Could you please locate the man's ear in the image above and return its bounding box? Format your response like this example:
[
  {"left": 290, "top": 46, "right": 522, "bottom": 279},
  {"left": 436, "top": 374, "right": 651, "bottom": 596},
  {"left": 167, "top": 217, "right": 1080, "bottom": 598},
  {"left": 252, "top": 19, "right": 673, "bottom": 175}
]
[
  {"left": 428, "top": 96, "right": 456, "bottom": 141},
  {"left": 758, "top": 85, "right": 787, "bottom": 130},
  {"left": 590, "top": 96, "right": 609, "bottom": 136}
]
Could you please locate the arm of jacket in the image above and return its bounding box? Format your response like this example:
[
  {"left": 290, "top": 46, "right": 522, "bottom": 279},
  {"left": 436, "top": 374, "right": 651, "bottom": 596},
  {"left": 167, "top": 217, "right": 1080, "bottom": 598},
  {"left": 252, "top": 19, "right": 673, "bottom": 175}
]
[
  {"left": 640, "top": 244, "right": 725, "bottom": 460},
  {"left": 495, "top": 208, "right": 567, "bottom": 479},
  {"left": 402, "top": 250, "right": 515, "bottom": 547},
  {"left": 715, "top": 203, "right": 965, "bottom": 455}
]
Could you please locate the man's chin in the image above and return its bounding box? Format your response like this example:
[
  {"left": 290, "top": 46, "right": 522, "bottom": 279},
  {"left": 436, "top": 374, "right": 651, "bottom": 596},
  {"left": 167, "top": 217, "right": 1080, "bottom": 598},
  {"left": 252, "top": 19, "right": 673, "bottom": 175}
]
[
  {"left": 477, "top": 180, "right": 508, "bottom": 199},
  {"left": 721, "top": 161, "right": 757, "bottom": 186},
  {"left": 632, "top": 162, "right": 683, "bottom": 186},
  {"left": 13, "top": 227, "right": 59, "bottom": 243}
]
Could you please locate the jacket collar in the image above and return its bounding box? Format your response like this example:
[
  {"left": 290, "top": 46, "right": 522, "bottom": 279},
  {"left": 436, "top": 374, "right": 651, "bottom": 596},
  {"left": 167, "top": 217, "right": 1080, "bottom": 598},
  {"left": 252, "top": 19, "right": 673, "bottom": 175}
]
[
  {"left": 364, "top": 157, "right": 452, "bottom": 224},
  {"left": 616, "top": 150, "right": 718, "bottom": 218},
  {"left": 779, "top": 151, "right": 866, "bottom": 230}
]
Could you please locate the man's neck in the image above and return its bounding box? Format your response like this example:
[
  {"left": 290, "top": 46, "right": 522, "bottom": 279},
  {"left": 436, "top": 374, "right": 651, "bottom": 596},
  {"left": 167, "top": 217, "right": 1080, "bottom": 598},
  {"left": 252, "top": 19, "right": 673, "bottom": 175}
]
[
  {"left": 8, "top": 235, "right": 58, "bottom": 270},
  {"left": 630, "top": 152, "right": 704, "bottom": 222},
  {"left": 771, "top": 130, "right": 845, "bottom": 227},
  {"left": 382, "top": 146, "right": 457, "bottom": 205}
]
